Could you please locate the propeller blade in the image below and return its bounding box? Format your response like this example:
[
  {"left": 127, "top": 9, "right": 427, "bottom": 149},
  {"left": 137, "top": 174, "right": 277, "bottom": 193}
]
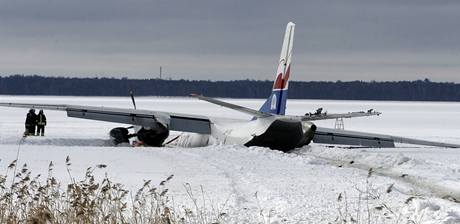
[{"left": 129, "top": 90, "right": 137, "bottom": 110}]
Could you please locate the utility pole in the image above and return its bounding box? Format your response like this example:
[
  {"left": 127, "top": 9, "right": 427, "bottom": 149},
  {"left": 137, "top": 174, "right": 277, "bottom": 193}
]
[{"left": 159, "top": 66, "right": 162, "bottom": 79}]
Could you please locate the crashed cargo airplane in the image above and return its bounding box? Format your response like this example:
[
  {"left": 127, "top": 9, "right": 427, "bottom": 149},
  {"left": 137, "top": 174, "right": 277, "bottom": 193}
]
[{"left": 1, "top": 22, "right": 459, "bottom": 151}]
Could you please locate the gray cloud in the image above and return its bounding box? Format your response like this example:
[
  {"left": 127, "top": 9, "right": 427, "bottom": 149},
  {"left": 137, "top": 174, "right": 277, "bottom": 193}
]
[{"left": 0, "top": 0, "right": 459, "bottom": 81}]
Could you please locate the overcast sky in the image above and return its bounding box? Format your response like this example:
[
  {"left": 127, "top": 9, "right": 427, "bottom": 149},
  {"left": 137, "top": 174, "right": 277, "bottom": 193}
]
[{"left": 1, "top": 0, "right": 459, "bottom": 82}]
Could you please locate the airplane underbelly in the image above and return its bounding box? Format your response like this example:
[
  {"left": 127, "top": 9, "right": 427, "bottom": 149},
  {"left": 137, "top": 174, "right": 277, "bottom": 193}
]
[{"left": 244, "top": 119, "right": 305, "bottom": 152}]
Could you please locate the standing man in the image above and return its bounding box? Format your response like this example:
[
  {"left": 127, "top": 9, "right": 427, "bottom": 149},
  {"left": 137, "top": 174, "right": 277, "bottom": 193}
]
[
  {"left": 37, "top": 109, "right": 47, "bottom": 136},
  {"left": 24, "top": 109, "right": 37, "bottom": 136}
]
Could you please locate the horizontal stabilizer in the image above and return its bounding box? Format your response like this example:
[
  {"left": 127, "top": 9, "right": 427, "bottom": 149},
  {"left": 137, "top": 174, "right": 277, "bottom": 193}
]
[
  {"left": 191, "top": 94, "right": 272, "bottom": 118},
  {"left": 301, "top": 110, "right": 381, "bottom": 121}
]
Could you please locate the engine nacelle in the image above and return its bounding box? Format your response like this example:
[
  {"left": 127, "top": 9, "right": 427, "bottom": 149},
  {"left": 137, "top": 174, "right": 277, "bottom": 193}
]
[
  {"left": 136, "top": 125, "right": 169, "bottom": 146},
  {"left": 109, "top": 127, "right": 131, "bottom": 145},
  {"left": 110, "top": 122, "right": 169, "bottom": 146}
]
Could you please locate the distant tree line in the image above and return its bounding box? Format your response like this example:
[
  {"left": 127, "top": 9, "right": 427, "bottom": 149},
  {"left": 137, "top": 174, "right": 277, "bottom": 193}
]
[{"left": 1, "top": 75, "right": 460, "bottom": 101}]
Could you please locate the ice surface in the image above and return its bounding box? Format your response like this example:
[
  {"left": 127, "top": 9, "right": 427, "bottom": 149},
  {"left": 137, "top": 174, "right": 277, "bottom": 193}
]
[{"left": 1, "top": 96, "right": 460, "bottom": 223}]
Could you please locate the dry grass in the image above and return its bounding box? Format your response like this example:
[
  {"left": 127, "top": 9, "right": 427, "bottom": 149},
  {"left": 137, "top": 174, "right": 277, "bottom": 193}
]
[
  {"left": 0, "top": 157, "right": 226, "bottom": 224},
  {"left": 332, "top": 168, "right": 439, "bottom": 224}
]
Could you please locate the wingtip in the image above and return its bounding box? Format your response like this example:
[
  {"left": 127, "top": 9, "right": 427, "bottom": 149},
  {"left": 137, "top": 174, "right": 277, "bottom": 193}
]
[{"left": 190, "top": 93, "right": 204, "bottom": 99}]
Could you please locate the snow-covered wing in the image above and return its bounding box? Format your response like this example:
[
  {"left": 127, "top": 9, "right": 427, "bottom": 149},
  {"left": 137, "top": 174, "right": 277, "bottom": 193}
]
[
  {"left": 314, "top": 127, "right": 395, "bottom": 147},
  {"left": 301, "top": 110, "right": 381, "bottom": 121},
  {"left": 314, "top": 127, "right": 460, "bottom": 148},
  {"left": 0, "top": 102, "right": 211, "bottom": 134}
]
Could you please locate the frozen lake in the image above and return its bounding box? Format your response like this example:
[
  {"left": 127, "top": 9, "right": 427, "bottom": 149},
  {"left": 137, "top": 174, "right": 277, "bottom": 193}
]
[{"left": 1, "top": 96, "right": 460, "bottom": 223}]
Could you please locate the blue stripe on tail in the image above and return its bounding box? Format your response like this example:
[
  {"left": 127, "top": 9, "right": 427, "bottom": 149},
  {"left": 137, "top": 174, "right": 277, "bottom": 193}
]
[{"left": 259, "top": 89, "right": 288, "bottom": 115}]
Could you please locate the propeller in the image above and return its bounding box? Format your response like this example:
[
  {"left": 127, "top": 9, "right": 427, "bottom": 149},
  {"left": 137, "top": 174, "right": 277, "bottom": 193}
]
[
  {"left": 127, "top": 91, "right": 137, "bottom": 131},
  {"left": 129, "top": 90, "right": 137, "bottom": 110}
]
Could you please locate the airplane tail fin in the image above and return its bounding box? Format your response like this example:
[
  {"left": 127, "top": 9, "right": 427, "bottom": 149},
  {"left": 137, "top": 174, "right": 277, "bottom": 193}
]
[{"left": 259, "top": 22, "right": 295, "bottom": 115}]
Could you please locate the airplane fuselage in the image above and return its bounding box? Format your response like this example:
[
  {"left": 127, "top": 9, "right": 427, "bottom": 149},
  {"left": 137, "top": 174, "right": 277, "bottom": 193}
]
[{"left": 174, "top": 116, "right": 316, "bottom": 152}]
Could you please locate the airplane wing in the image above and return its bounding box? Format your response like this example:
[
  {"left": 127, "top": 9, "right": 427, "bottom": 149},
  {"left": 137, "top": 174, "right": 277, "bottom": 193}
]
[
  {"left": 300, "top": 110, "right": 381, "bottom": 121},
  {"left": 191, "top": 94, "right": 272, "bottom": 118},
  {"left": 0, "top": 102, "right": 211, "bottom": 134},
  {"left": 192, "top": 94, "right": 380, "bottom": 121},
  {"left": 313, "top": 127, "right": 460, "bottom": 148}
]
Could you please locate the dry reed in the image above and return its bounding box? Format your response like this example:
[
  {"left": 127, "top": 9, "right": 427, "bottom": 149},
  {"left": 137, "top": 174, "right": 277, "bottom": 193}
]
[{"left": 0, "top": 156, "right": 226, "bottom": 224}]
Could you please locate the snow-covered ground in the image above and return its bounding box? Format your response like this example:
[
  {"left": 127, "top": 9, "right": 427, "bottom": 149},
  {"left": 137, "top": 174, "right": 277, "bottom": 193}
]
[{"left": 1, "top": 96, "right": 460, "bottom": 223}]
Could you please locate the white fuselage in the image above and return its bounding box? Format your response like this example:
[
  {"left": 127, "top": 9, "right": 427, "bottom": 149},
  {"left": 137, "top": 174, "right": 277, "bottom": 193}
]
[{"left": 172, "top": 115, "right": 313, "bottom": 149}]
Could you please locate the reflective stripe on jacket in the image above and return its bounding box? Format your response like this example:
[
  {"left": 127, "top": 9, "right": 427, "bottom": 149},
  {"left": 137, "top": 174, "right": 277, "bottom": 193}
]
[{"left": 38, "top": 114, "right": 47, "bottom": 126}]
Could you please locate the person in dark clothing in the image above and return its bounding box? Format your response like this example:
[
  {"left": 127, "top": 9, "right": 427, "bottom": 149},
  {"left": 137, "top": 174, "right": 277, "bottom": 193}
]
[
  {"left": 37, "top": 109, "right": 47, "bottom": 136},
  {"left": 25, "top": 109, "right": 38, "bottom": 136}
]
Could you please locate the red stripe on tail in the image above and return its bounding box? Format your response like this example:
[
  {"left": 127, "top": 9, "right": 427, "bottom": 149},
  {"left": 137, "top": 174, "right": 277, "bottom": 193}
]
[{"left": 273, "top": 65, "right": 290, "bottom": 90}]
